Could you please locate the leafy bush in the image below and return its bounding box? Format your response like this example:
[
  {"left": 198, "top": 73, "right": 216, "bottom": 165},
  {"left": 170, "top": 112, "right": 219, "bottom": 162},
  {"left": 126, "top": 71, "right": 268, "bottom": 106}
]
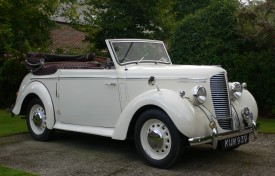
[
  {"left": 0, "top": 0, "right": 60, "bottom": 108},
  {"left": 0, "top": 58, "right": 28, "bottom": 108},
  {"left": 170, "top": 0, "right": 239, "bottom": 65},
  {"left": 231, "top": 50, "right": 274, "bottom": 117},
  {"left": 170, "top": 0, "right": 275, "bottom": 117}
]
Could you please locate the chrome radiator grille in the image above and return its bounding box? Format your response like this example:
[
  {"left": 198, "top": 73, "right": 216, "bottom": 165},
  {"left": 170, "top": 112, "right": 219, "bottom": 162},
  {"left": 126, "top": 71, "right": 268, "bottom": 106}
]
[{"left": 210, "top": 74, "right": 232, "bottom": 130}]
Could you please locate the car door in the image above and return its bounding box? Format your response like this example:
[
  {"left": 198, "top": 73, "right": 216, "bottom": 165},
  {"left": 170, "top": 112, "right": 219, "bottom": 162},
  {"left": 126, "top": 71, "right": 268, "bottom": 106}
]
[{"left": 57, "top": 69, "right": 121, "bottom": 128}]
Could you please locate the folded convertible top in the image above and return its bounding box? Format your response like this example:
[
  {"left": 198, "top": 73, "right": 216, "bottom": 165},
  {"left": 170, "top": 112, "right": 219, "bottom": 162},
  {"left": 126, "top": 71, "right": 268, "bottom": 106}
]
[{"left": 24, "top": 52, "right": 100, "bottom": 75}]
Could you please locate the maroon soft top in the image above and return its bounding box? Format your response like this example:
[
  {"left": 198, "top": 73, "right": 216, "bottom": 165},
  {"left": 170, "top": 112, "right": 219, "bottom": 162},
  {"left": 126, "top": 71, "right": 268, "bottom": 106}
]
[{"left": 24, "top": 52, "right": 104, "bottom": 75}]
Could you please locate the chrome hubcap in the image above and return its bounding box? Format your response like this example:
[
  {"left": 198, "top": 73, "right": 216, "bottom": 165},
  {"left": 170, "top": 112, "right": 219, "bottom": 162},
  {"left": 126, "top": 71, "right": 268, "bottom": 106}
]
[
  {"left": 33, "top": 112, "right": 43, "bottom": 127},
  {"left": 29, "top": 104, "right": 46, "bottom": 135},
  {"left": 148, "top": 129, "right": 164, "bottom": 150},
  {"left": 140, "top": 119, "right": 171, "bottom": 160}
]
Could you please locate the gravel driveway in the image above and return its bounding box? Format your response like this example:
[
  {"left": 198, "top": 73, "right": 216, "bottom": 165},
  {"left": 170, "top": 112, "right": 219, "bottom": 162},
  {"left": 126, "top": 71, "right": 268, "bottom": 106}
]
[{"left": 0, "top": 132, "right": 274, "bottom": 176}]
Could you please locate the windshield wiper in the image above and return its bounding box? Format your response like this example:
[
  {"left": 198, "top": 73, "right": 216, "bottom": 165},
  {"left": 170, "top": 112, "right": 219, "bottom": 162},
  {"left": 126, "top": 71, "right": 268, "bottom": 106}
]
[
  {"left": 137, "top": 53, "right": 149, "bottom": 64},
  {"left": 120, "top": 42, "right": 133, "bottom": 63}
]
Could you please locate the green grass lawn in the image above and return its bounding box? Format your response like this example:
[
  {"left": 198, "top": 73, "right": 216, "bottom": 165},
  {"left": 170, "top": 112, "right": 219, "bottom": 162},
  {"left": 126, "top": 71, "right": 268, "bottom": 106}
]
[
  {"left": 0, "top": 110, "right": 35, "bottom": 175},
  {"left": 0, "top": 109, "right": 28, "bottom": 137},
  {"left": 257, "top": 118, "right": 275, "bottom": 134},
  {"left": 0, "top": 165, "right": 36, "bottom": 176}
]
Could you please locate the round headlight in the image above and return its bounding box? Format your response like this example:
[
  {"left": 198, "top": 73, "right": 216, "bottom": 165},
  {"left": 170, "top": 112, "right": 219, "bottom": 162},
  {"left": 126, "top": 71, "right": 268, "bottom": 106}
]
[
  {"left": 229, "top": 82, "right": 243, "bottom": 100},
  {"left": 192, "top": 86, "right": 207, "bottom": 105}
]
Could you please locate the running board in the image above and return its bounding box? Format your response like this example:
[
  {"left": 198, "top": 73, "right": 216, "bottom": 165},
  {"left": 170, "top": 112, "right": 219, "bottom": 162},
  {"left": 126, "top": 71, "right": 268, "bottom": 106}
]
[{"left": 53, "top": 122, "right": 114, "bottom": 138}]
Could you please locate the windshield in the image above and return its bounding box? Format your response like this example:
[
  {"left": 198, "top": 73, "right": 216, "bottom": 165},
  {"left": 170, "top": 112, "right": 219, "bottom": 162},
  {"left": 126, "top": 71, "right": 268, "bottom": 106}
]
[{"left": 110, "top": 41, "right": 170, "bottom": 65}]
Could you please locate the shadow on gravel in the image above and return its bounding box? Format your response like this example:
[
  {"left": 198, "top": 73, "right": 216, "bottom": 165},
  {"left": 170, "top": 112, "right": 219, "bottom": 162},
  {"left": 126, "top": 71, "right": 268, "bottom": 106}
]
[
  {"left": 50, "top": 130, "right": 255, "bottom": 168},
  {"left": 51, "top": 130, "right": 138, "bottom": 158}
]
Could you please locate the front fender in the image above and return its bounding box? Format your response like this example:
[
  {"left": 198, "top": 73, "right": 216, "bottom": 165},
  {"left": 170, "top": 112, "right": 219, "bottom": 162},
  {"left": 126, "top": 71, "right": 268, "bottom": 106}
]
[
  {"left": 12, "top": 81, "right": 55, "bottom": 129},
  {"left": 231, "top": 89, "right": 258, "bottom": 121},
  {"left": 112, "top": 89, "right": 211, "bottom": 140}
]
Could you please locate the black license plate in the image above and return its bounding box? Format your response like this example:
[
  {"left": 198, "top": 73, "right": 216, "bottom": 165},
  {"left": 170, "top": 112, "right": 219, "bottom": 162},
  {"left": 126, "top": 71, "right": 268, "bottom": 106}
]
[{"left": 221, "top": 134, "right": 249, "bottom": 149}]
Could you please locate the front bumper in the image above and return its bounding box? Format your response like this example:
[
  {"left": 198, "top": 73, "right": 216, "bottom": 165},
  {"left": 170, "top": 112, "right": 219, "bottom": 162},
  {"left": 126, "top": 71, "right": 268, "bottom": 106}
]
[{"left": 188, "top": 120, "right": 257, "bottom": 149}]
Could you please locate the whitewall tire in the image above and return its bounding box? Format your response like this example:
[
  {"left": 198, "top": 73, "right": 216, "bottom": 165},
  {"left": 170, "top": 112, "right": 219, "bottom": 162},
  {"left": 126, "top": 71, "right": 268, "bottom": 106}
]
[
  {"left": 26, "top": 97, "right": 53, "bottom": 141},
  {"left": 134, "top": 108, "right": 186, "bottom": 168}
]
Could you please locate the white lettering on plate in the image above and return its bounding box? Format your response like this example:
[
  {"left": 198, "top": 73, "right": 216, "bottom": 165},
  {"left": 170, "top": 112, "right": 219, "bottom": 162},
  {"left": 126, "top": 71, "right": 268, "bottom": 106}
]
[{"left": 224, "top": 135, "right": 248, "bottom": 148}]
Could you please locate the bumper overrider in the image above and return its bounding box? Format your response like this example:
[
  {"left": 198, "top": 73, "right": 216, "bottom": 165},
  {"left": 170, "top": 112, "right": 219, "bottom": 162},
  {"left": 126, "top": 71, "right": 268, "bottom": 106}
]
[{"left": 188, "top": 107, "right": 258, "bottom": 149}]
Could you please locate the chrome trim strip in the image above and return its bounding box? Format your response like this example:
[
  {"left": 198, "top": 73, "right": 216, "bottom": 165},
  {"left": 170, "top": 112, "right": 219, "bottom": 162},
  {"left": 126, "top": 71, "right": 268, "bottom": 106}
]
[
  {"left": 59, "top": 76, "right": 117, "bottom": 79},
  {"left": 127, "top": 77, "right": 207, "bottom": 82},
  {"left": 31, "top": 76, "right": 118, "bottom": 79},
  {"left": 30, "top": 77, "right": 58, "bottom": 80},
  {"left": 31, "top": 75, "right": 207, "bottom": 82},
  {"left": 178, "top": 78, "right": 207, "bottom": 83},
  {"left": 31, "top": 77, "right": 207, "bottom": 84}
]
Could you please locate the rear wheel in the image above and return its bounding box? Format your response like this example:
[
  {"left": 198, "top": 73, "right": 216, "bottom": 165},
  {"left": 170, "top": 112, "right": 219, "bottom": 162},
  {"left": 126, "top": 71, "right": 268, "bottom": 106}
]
[
  {"left": 134, "top": 109, "right": 185, "bottom": 168},
  {"left": 26, "top": 97, "right": 53, "bottom": 141}
]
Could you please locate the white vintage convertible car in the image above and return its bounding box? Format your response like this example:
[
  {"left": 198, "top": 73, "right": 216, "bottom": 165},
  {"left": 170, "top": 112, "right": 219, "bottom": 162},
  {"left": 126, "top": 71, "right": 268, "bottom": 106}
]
[{"left": 12, "top": 39, "right": 258, "bottom": 168}]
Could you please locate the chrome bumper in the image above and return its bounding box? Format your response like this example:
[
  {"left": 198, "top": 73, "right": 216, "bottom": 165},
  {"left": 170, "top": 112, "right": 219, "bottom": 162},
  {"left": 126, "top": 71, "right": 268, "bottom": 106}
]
[{"left": 188, "top": 120, "right": 257, "bottom": 149}]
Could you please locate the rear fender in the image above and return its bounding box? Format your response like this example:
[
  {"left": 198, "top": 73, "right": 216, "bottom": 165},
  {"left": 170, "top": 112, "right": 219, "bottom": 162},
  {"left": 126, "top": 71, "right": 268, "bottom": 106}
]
[{"left": 12, "top": 81, "right": 55, "bottom": 129}]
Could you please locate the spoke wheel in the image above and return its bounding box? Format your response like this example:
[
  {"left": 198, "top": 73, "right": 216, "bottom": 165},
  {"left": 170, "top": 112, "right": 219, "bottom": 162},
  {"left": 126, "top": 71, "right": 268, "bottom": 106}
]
[
  {"left": 26, "top": 97, "right": 53, "bottom": 141},
  {"left": 134, "top": 109, "right": 186, "bottom": 168}
]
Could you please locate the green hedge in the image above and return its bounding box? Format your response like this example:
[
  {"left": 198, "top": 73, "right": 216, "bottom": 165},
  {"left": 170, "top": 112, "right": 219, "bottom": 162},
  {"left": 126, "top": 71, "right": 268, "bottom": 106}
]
[
  {"left": 170, "top": 0, "right": 239, "bottom": 66},
  {"left": 0, "top": 58, "right": 28, "bottom": 108},
  {"left": 170, "top": 0, "right": 274, "bottom": 117},
  {"left": 230, "top": 50, "right": 274, "bottom": 117}
]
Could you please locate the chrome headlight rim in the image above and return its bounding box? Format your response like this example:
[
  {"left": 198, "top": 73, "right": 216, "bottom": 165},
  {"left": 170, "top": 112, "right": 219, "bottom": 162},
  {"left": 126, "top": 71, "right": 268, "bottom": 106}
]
[
  {"left": 229, "top": 82, "right": 243, "bottom": 100},
  {"left": 192, "top": 86, "right": 207, "bottom": 105}
]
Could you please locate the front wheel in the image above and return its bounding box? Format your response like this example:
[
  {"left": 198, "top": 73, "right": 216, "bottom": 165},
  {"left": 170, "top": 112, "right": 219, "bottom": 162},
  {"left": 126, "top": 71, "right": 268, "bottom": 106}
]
[
  {"left": 134, "top": 109, "right": 186, "bottom": 168},
  {"left": 26, "top": 97, "right": 53, "bottom": 141}
]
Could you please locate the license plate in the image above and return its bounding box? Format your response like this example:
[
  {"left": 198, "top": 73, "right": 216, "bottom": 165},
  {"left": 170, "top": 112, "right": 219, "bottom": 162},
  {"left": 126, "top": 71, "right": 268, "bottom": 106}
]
[{"left": 220, "top": 134, "right": 249, "bottom": 149}]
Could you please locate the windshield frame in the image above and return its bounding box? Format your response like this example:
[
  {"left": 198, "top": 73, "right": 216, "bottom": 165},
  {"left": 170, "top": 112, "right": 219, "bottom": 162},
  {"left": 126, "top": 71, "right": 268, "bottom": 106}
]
[{"left": 107, "top": 39, "right": 171, "bottom": 66}]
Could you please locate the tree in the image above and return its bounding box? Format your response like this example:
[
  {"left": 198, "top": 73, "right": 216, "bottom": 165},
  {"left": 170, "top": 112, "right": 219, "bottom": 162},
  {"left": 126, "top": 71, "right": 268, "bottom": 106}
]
[
  {"left": 0, "top": 0, "right": 68, "bottom": 107},
  {"left": 170, "top": 0, "right": 275, "bottom": 117},
  {"left": 235, "top": 0, "right": 275, "bottom": 117},
  {"left": 170, "top": 0, "right": 240, "bottom": 66},
  {"left": 173, "top": 0, "right": 211, "bottom": 20},
  {"left": 77, "top": 0, "right": 176, "bottom": 49},
  {"left": 0, "top": 0, "right": 62, "bottom": 59},
  {"left": 237, "top": 0, "right": 275, "bottom": 50}
]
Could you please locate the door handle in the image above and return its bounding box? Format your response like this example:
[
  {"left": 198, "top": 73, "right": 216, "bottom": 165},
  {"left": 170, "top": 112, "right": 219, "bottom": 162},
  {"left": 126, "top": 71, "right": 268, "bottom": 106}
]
[{"left": 105, "top": 83, "right": 116, "bottom": 86}]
